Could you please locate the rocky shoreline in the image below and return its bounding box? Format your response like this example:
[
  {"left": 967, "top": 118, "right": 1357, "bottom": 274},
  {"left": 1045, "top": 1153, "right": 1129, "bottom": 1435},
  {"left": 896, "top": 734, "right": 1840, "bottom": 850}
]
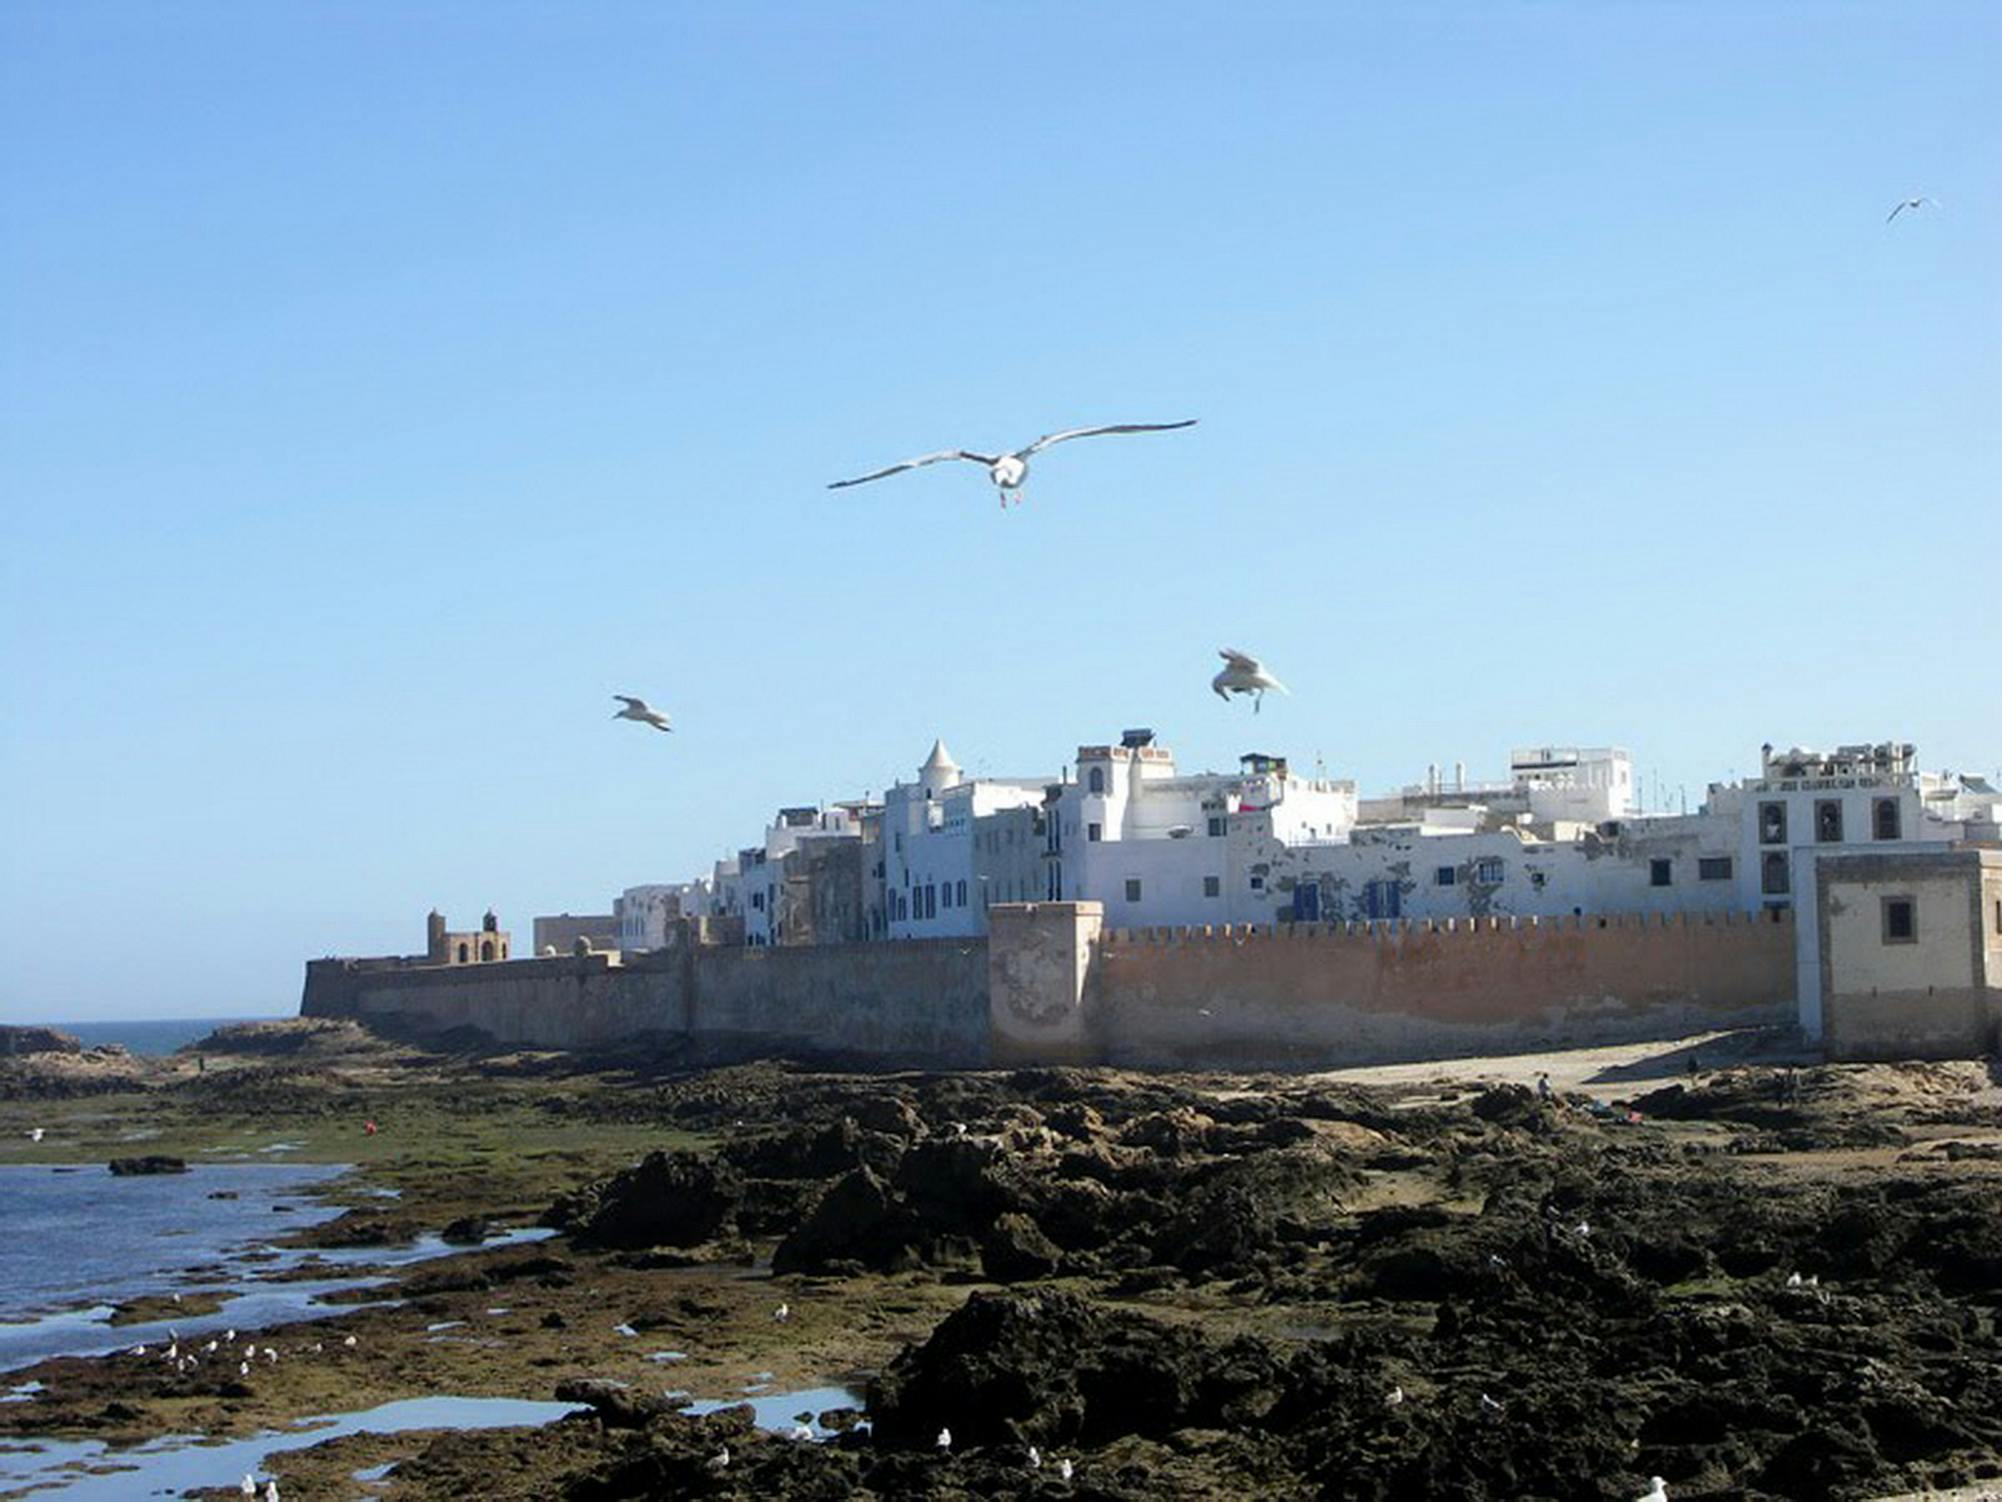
[{"left": 3, "top": 1022, "right": 2002, "bottom": 1498}]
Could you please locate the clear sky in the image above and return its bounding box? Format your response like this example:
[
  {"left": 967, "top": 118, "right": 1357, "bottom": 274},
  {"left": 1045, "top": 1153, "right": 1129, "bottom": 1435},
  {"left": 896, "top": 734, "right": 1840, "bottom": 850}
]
[{"left": 3, "top": 4, "right": 1996, "bottom": 1021}]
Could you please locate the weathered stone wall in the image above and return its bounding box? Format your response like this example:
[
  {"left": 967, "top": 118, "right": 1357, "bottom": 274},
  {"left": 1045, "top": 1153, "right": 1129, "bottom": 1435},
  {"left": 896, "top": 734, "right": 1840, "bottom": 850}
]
[
  {"left": 305, "top": 908, "right": 1796, "bottom": 1070},
  {"left": 1817, "top": 849, "right": 2002, "bottom": 1061},
  {"left": 304, "top": 941, "right": 987, "bottom": 1066},
  {"left": 1083, "top": 910, "right": 1796, "bottom": 1070}
]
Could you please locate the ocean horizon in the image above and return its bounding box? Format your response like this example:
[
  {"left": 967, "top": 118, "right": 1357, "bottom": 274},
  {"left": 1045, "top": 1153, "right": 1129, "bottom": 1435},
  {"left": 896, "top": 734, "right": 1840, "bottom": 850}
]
[{"left": 26, "top": 1017, "right": 286, "bottom": 1058}]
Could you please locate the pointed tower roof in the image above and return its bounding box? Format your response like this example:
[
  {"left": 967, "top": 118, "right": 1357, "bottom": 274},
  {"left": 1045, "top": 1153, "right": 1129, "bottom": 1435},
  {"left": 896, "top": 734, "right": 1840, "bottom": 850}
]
[{"left": 922, "top": 739, "right": 959, "bottom": 774}]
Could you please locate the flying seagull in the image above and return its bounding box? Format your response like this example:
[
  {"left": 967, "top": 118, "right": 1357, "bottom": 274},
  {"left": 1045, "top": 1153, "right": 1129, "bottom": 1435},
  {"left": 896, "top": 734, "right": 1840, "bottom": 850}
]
[
  {"left": 612, "top": 696, "right": 672, "bottom": 733},
  {"left": 1212, "top": 648, "right": 1289, "bottom": 713},
  {"left": 829, "top": 421, "right": 1197, "bottom": 507},
  {"left": 1886, "top": 196, "right": 1938, "bottom": 223}
]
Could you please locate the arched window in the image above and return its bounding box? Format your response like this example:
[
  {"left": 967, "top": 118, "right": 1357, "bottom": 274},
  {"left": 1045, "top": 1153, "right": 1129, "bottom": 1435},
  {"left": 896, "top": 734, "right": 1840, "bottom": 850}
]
[
  {"left": 480, "top": 940, "right": 494, "bottom": 962},
  {"left": 1088, "top": 766, "right": 1105, "bottom": 793},
  {"left": 456, "top": 942, "right": 469, "bottom": 964},
  {"left": 956, "top": 879, "right": 967, "bottom": 907}
]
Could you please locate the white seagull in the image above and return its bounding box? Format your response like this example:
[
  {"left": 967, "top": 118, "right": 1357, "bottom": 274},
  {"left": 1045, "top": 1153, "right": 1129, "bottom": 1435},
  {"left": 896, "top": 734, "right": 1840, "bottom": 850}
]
[
  {"left": 1059, "top": 1457, "right": 1074, "bottom": 1481},
  {"left": 937, "top": 1426, "right": 952, "bottom": 1449},
  {"left": 829, "top": 421, "right": 1197, "bottom": 508},
  {"left": 1636, "top": 1478, "right": 1668, "bottom": 1502},
  {"left": 772, "top": 1302, "right": 790, "bottom": 1322},
  {"left": 27, "top": 1128, "right": 44, "bottom": 1143},
  {"left": 240, "top": 1476, "right": 256, "bottom": 1498},
  {"left": 1886, "top": 195, "right": 1938, "bottom": 223},
  {"left": 611, "top": 695, "right": 672, "bottom": 733},
  {"left": 1212, "top": 649, "right": 1288, "bottom": 713}
]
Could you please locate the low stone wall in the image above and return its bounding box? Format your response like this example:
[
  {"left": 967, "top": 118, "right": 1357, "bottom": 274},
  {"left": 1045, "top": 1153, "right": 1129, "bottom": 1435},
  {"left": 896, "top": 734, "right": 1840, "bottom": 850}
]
[
  {"left": 1082, "top": 910, "right": 1795, "bottom": 1070},
  {"left": 303, "top": 940, "right": 988, "bottom": 1066},
  {"left": 306, "top": 907, "right": 1796, "bottom": 1071}
]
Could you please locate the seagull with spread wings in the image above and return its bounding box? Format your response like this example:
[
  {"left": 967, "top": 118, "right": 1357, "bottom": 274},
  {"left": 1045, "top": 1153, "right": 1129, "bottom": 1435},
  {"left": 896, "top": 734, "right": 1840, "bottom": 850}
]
[
  {"left": 829, "top": 420, "right": 1196, "bottom": 507},
  {"left": 1212, "top": 649, "right": 1288, "bottom": 714},
  {"left": 1886, "top": 195, "right": 1939, "bottom": 223},
  {"left": 611, "top": 695, "right": 672, "bottom": 733}
]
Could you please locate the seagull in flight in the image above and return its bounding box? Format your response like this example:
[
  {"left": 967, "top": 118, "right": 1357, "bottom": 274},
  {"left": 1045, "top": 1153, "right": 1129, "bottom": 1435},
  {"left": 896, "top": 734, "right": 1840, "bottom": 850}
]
[
  {"left": 1886, "top": 195, "right": 1938, "bottom": 223},
  {"left": 829, "top": 421, "right": 1196, "bottom": 507},
  {"left": 611, "top": 696, "right": 672, "bottom": 733},
  {"left": 1212, "top": 648, "right": 1289, "bottom": 713}
]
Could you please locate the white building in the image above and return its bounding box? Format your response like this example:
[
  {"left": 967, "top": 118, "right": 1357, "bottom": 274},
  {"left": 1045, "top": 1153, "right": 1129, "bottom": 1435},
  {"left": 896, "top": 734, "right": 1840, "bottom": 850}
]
[
  {"left": 614, "top": 882, "right": 708, "bottom": 952},
  {"left": 1044, "top": 732, "right": 1360, "bottom": 929},
  {"left": 1726, "top": 742, "right": 2001, "bottom": 1039},
  {"left": 883, "top": 740, "right": 1051, "bottom": 939}
]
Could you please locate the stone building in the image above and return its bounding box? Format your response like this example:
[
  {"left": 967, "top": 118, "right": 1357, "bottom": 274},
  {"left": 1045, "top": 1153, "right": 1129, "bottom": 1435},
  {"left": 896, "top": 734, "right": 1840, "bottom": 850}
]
[
  {"left": 1817, "top": 848, "right": 2002, "bottom": 1059},
  {"left": 426, "top": 909, "right": 510, "bottom": 966}
]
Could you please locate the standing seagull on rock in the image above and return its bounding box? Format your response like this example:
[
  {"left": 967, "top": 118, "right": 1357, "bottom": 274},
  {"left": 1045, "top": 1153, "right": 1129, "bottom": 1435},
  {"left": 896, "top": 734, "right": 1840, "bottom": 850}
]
[
  {"left": 611, "top": 696, "right": 672, "bottom": 733},
  {"left": 1886, "top": 195, "right": 1938, "bottom": 223},
  {"left": 829, "top": 421, "right": 1196, "bottom": 508},
  {"left": 1212, "top": 649, "right": 1288, "bottom": 714}
]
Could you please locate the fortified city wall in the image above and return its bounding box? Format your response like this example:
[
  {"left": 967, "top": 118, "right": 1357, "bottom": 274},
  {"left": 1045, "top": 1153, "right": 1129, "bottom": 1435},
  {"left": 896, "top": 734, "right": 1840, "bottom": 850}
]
[{"left": 305, "top": 903, "right": 1796, "bottom": 1069}]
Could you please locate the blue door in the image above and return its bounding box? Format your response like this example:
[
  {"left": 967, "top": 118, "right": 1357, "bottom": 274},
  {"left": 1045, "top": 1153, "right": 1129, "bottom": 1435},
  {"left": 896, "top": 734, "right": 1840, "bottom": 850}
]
[{"left": 1294, "top": 881, "right": 1321, "bottom": 922}]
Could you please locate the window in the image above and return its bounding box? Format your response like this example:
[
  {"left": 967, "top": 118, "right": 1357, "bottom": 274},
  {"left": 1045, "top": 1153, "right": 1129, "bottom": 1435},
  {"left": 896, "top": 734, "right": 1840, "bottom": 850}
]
[
  {"left": 456, "top": 942, "right": 468, "bottom": 964},
  {"left": 1124, "top": 879, "right": 1142, "bottom": 902},
  {"left": 1435, "top": 866, "right": 1457, "bottom": 887},
  {"left": 1650, "top": 858, "right": 1673, "bottom": 888},
  {"left": 1249, "top": 875, "right": 1265, "bottom": 892},
  {"left": 1206, "top": 816, "right": 1225, "bottom": 838},
  {"left": 1088, "top": 766, "right": 1105, "bottom": 793},
  {"left": 1204, "top": 876, "right": 1221, "bottom": 898},
  {"left": 1759, "top": 801, "right": 1788, "bottom": 845},
  {"left": 1475, "top": 857, "right": 1504, "bottom": 885},
  {"left": 1815, "top": 799, "right": 1844, "bottom": 843},
  {"left": 925, "top": 884, "right": 937, "bottom": 919},
  {"left": 1873, "top": 797, "right": 1902, "bottom": 841},
  {"left": 1994, "top": 898, "right": 2001, "bottom": 935},
  {"left": 1761, "top": 852, "right": 1790, "bottom": 896},
  {"left": 1698, "top": 856, "right": 1734, "bottom": 881},
  {"left": 956, "top": 879, "right": 967, "bottom": 907},
  {"left": 752, "top": 891, "right": 764, "bottom": 910},
  {"left": 1087, "top": 822, "right": 1102, "bottom": 842},
  {"left": 1362, "top": 879, "right": 1402, "bottom": 920},
  {"left": 1881, "top": 895, "right": 1916, "bottom": 944},
  {"left": 941, "top": 883, "right": 952, "bottom": 909}
]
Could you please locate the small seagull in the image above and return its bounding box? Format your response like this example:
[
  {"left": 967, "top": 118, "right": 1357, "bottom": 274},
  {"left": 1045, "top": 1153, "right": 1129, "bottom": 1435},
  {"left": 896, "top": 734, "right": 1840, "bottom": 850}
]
[
  {"left": 1786, "top": 1271, "right": 1802, "bottom": 1287},
  {"left": 612, "top": 1323, "right": 637, "bottom": 1337},
  {"left": 772, "top": 1303, "right": 790, "bottom": 1323},
  {"left": 1059, "top": 1457, "right": 1074, "bottom": 1481},
  {"left": 265, "top": 1483, "right": 280, "bottom": 1502},
  {"left": 1886, "top": 195, "right": 1938, "bottom": 224},
  {"left": 937, "top": 1426, "right": 953, "bottom": 1449},
  {"left": 203, "top": 1341, "right": 218, "bottom": 1355},
  {"left": 1388, "top": 1385, "right": 1405, "bottom": 1406},
  {"left": 1028, "top": 1444, "right": 1042, "bottom": 1469},
  {"left": 1480, "top": 1392, "right": 1505, "bottom": 1415},
  {"left": 225, "top": 1330, "right": 236, "bottom": 1344},
  {"left": 264, "top": 1348, "right": 278, "bottom": 1364},
  {"left": 611, "top": 695, "right": 672, "bottom": 733},
  {"left": 1636, "top": 1478, "right": 1668, "bottom": 1502},
  {"left": 1573, "top": 1221, "right": 1592, "bottom": 1239},
  {"left": 240, "top": 1476, "right": 256, "bottom": 1497},
  {"left": 131, "top": 1346, "right": 147, "bottom": 1358},
  {"left": 830, "top": 421, "right": 1197, "bottom": 509},
  {"left": 788, "top": 1422, "right": 813, "bottom": 1441},
  {"left": 239, "top": 1361, "right": 251, "bottom": 1377},
  {"left": 342, "top": 1335, "right": 357, "bottom": 1348},
  {"left": 707, "top": 1446, "right": 730, "bottom": 1474},
  {"left": 27, "top": 1128, "right": 44, "bottom": 1143},
  {"left": 1212, "top": 648, "right": 1289, "bottom": 713}
]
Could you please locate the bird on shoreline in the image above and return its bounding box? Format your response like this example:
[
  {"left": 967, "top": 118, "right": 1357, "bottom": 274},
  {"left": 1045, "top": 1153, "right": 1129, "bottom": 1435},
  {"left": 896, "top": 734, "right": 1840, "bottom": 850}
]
[
  {"left": 829, "top": 421, "right": 1197, "bottom": 508},
  {"left": 27, "top": 1128, "right": 44, "bottom": 1143},
  {"left": 1212, "top": 649, "right": 1288, "bottom": 713},
  {"left": 1636, "top": 1478, "right": 1668, "bottom": 1502},
  {"left": 612, "top": 696, "right": 672, "bottom": 733},
  {"left": 1886, "top": 195, "right": 1938, "bottom": 223}
]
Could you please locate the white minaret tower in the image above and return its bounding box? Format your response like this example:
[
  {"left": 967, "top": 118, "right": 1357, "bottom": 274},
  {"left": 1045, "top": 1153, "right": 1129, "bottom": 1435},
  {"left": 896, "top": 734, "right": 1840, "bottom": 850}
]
[{"left": 919, "top": 738, "right": 963, "bottom": 798}]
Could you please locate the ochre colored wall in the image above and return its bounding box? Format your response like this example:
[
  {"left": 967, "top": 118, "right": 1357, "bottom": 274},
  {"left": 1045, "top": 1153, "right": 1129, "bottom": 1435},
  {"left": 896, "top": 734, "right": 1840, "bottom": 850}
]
[{"left": 1086, "top": 911, "right": 1795, "bottom": 1070}]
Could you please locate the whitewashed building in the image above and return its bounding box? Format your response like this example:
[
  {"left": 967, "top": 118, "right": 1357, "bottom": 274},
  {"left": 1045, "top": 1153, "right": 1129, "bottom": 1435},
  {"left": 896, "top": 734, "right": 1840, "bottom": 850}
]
[{"left": 883, "top": 740, "right": 1051, "bottom": 939}]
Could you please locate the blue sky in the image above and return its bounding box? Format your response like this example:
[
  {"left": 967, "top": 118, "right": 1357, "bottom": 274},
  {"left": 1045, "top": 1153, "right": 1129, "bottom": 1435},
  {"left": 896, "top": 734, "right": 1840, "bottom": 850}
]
[{"left": 3, "top": 4, "right": 1996, "bottom": 1020}]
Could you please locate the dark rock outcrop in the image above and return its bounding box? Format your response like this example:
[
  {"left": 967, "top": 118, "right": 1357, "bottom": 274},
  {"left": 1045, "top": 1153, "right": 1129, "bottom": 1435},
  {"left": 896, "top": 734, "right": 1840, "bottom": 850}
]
[{"left": 107, "top": 1155, "right": 187, "bottom": 1176}]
